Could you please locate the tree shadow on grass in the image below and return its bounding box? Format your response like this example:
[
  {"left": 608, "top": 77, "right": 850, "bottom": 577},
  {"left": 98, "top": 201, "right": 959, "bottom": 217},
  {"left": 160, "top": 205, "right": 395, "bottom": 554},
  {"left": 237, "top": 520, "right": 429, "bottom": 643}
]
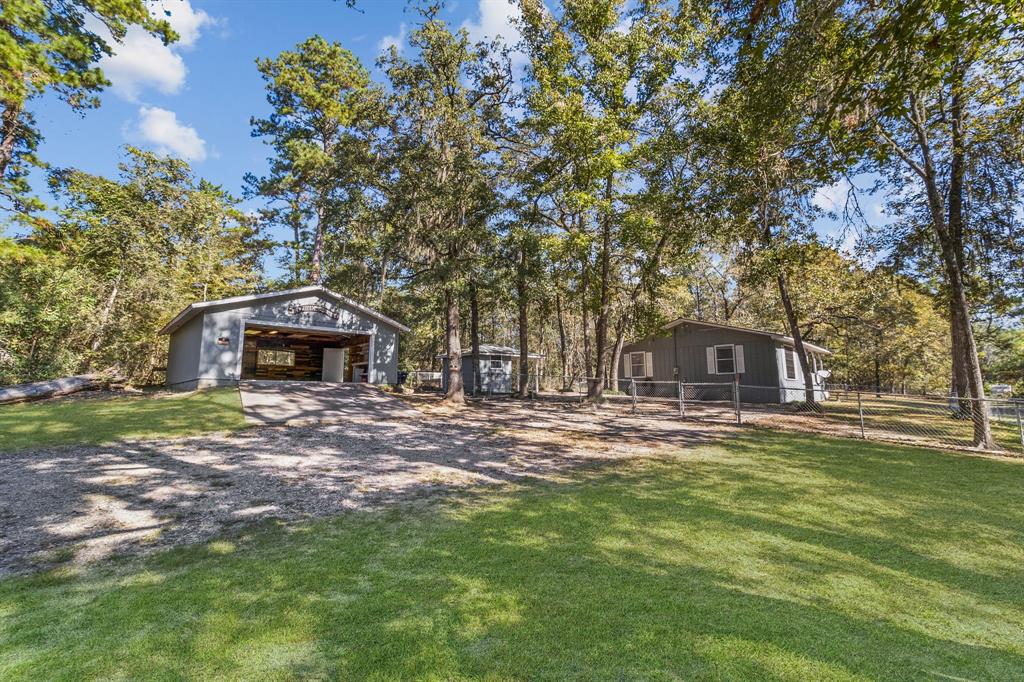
[
  {"left": 0, "top": 389, "right": 245, "bottom": 452},
  {"left": 2, "top": 432, "right": 1023, "bottom": 680},
  {"left": 699, "top": 432, "right": 1024, "bottom": 600},
  {"left": 0, "top": 400, "right": 720, "bottom": 574}
]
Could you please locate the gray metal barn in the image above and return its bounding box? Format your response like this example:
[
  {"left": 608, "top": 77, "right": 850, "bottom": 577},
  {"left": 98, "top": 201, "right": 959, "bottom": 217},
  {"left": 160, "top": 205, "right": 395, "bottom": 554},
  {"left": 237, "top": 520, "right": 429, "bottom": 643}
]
[
  {"left": 160, "top": 286, "right": 409, "bottom": 390},
  {"left": 619, "top": 318, "right": 831, "bottom": 402}
]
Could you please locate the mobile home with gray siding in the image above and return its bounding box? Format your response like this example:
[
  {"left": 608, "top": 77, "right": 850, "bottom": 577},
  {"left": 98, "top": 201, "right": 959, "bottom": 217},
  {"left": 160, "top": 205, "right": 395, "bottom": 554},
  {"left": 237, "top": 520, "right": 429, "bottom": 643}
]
[
  {"left": 619, "top": 318, "right": 830, "bottom": 403},
  {"left": 161, "top": 286, "right": 409, "bottom": 390}
]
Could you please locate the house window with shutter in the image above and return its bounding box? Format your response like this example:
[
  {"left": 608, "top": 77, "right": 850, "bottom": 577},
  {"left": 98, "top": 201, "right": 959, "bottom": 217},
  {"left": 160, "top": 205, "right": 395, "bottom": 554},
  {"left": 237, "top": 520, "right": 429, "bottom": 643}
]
[
  {"left": 706, "top": 344, "right": 744, "bottom": 375},
  {"left": 714, "top": 345, "right": 735, "bottom": 374},
  {"left": 629, "top": 352, "right": 648, "bottom": 378},
  {"left": 785, "top": 349, "right": 797, "bottom": 379}
]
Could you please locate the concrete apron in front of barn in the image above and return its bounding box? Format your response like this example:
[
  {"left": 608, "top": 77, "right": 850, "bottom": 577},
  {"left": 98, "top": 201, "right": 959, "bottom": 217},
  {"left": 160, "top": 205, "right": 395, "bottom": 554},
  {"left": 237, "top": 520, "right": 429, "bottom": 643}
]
[{"left": 238, "top": 381, "right": 418, "bottom": 425}]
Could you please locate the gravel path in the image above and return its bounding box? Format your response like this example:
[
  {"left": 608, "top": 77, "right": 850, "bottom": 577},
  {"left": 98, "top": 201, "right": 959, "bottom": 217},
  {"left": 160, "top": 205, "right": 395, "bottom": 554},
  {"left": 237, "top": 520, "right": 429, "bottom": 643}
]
[{"left": 0, "top": 398, "right": 723, "bottom": 575}]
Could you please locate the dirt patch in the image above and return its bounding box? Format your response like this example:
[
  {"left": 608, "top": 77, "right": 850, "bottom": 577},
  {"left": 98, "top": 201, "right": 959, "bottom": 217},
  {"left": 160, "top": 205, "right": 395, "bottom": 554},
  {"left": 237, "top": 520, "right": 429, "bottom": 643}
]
[{"left": 0, "top": 398, "right": 724, "bottom": 575}]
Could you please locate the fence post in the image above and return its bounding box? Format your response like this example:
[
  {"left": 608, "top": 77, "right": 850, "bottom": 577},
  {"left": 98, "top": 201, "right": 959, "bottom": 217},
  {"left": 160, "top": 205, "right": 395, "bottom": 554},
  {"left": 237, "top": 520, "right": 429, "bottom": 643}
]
[
  {"left": 733, "top": 381, "right": 741, "bottom": 425},
  {"left": 678, "top": 381, "right": 685, "bottom": 418},
  {"left": 631, "top": 379, "right": 637, "bottom": 414},
  {"left": 857, "top": 391, "right": 866, "bottom": 439},
  {"left": 1016, "top": 402, "right": 1023, "bottom": 455}
]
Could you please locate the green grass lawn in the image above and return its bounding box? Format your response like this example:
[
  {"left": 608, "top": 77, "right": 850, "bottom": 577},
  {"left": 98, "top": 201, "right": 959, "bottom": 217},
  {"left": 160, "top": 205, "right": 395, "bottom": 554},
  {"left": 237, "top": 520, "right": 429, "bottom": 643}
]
[
  {"left": 0, "top": 388, "right": 247, "bottom": 451},
  {"left": 2, "top": 430, "right": 1023, "bottom": 680}
]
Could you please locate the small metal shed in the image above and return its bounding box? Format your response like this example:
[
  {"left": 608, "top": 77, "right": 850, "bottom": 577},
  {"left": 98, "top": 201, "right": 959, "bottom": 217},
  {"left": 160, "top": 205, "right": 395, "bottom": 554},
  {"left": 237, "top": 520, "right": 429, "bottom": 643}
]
[{"left": 438, "top": 344, "right": 543, "bottom": 395}]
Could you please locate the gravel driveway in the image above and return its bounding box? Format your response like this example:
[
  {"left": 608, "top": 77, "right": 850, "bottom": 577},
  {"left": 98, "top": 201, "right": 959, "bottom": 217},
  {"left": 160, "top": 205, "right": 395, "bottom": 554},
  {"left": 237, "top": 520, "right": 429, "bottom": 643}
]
[{"left": 0, "top": 398, "right": 722, "bottom": 575}]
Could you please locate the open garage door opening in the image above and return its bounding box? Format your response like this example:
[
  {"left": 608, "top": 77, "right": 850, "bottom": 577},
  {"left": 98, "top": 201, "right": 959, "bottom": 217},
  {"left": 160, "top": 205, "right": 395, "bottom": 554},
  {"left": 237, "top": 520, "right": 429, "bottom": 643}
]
[{"left": 241, "top": 324, "right": 372, "bottom": 383}]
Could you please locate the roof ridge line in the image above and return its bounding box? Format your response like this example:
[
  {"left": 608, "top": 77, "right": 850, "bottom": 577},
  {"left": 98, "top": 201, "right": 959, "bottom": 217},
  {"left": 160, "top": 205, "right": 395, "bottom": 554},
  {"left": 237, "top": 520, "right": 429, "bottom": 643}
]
[{"left": 158, "top": 285, "right": 410, "bottom": 335}]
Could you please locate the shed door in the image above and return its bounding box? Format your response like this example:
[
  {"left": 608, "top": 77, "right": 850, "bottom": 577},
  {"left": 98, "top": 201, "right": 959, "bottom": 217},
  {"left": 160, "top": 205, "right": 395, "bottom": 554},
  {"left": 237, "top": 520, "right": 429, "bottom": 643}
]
[{"left": 323, "top": 348, "right": 347, "bottom": 382}]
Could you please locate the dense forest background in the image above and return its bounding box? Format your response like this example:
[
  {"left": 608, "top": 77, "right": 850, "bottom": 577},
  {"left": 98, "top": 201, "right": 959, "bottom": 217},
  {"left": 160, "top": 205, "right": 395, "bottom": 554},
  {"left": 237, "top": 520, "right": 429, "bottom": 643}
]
[{"left": 2, "top": 1, "right": 1022, "bottom": 421}]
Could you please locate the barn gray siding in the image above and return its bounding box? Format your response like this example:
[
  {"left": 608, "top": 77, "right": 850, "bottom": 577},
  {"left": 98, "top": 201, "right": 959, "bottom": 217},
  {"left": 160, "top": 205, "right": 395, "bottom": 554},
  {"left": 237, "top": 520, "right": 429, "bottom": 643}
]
[
  {"left": 374, "top": 326, "right": 399, "bottom": 385},
  {"left": 166, "top": 291, "right": 401, "bottom": 389},
  {"left": 165, "top": 314, "right": 203, "bottom": 388}
]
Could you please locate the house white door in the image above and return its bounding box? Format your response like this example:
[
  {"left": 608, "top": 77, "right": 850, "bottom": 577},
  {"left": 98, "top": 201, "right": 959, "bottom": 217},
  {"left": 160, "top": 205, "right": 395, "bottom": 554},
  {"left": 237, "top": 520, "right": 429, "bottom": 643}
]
[{"left": 322, "top": 348, "right": 347, "bottom": 382}]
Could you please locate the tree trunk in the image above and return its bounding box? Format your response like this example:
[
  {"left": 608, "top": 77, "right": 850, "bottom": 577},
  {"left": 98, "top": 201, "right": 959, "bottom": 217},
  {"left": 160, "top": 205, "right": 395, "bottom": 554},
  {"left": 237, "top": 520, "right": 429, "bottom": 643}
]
[
  {"left": 581, "top": 257, "right": 592, "bottom": 380},
  {"left": 894, "top": 84, "right": 992, "bottom": 446},
  {"left": 292, "top": 222, "right": 302, "bottom": 285},
  {"left": 0, "top": 101, "right": 22, "bottom": 180},
  {"left": 777, "top": 271, "right": 816, "bottom": 405},
  {"left": 444, "top": 289, "right": 464, "bottom": 403},
  {"left": 310, "top": 205, "right": 325, "bottom": 285},
  {"left": 91, "top": 276, "right": 121, "bottom": 353},
  {"left": 949, "top": 307, "right": 969, "bottom": 412},
  {"left": 470, "top": 281, "right": 481, "bottom": 395},
  {"left": 946, "top": 70, "right": 993, "bottom": 447},
  {"left": 85, "top": 269, "right": 123, "bottom": 370},
  {"left": 556, "top": 292, "right": 568, "bottom": 390},
  {"left": 610, "top": 313, "right": 627, "bottom": 393},
  {"left": 516, "top": 246, "right": 530, "bottom": 398},
  {"left": 945, "top": 263, "right": 992, "bottom": 445},
  {"left": 378, "top": 255, "right": 389, "bottom": 307},
  {"left": 691, "top": 283, "right": 703, "bottom": 320},
  {"left": 873, "top": 348, "right": 881, "bottom": 397},
  {"left": 590, "top": 176, "right": 614, "bottom": 399},
  {"left": 0, "top": 374, "right": 107, "bottom": 406}
]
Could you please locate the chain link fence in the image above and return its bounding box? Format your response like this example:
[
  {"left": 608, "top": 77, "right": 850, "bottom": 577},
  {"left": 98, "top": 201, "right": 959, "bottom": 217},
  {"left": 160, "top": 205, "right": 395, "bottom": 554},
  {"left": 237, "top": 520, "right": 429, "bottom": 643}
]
[
  {"left": 409, "top": 370, "right": 547, "bottom": 397},
  {"left": 814, "top": 391, "right": 1024, "bottom": 453},
  {"left": 407, "top": 371, "right": 442, "bottom": 392},
  {"left": 553, "top": 378, "right": 1024, "bottom": 456}
]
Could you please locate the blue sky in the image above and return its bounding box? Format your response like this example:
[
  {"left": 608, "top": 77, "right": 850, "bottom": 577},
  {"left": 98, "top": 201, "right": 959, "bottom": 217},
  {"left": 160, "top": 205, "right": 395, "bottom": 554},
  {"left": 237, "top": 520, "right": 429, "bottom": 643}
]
[
  {"left": 15, "top": 0, "right": 875, "bottom": 266},
  {"left": 25, "top": 0, "right": 504, "bottom": 204}
]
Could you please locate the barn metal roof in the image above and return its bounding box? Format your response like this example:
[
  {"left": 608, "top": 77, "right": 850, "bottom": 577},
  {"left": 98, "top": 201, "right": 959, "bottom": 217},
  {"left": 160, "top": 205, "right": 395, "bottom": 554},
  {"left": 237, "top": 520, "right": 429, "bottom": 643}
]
[
  {"left": 158, "top": 285, "right": 410, "bottom": 335},
  {"left": 436, "top": 344, "right": 544, "bottom": 359}
]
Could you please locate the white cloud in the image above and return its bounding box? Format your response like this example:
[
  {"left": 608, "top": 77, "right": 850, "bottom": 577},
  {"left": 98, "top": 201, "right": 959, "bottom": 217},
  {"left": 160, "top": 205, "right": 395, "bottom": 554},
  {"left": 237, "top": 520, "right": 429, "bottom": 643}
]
[
  {"left": 461, "top": 0, "right": 526, "bottom": 66},
  {"left": 838, "top": 227, "right": 858, "bottom": 255},
  {"left": 812, "top": 179, "right": 852, "bottom": 211},
  {"left": 129, "top": 106, "right": 207, "bottom": 161},
  {"left": 157, "top": 0, "right": 214, "bottom": 48},
  {"left": 378, "top": 23, "right": 407, "bottom": 54},
  {"left": 95, "top": 0, "right": 214, "bottom": 100},
  {"left": 100, "top": 28, "right": 187, "bottom": 100}
]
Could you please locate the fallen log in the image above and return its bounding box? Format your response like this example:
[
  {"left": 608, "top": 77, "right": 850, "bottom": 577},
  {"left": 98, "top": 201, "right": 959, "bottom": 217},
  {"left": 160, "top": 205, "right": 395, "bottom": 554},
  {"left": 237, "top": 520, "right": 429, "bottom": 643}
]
[{"left": 0, "top": 374, "right": 107, "bottom": 406}]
